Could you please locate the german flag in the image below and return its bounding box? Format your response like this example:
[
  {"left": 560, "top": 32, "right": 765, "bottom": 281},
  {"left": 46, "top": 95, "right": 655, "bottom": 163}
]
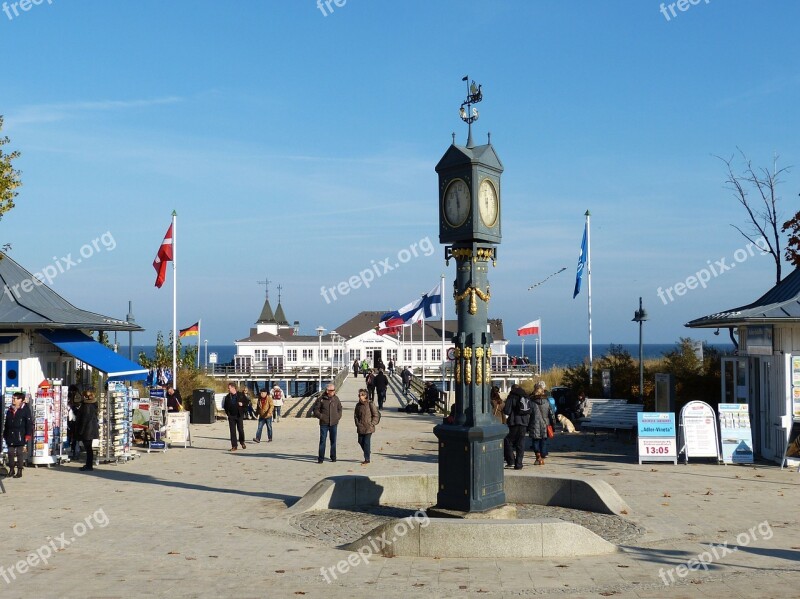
[{"left": 179, "top": 322, "right": 200, "bottom": 338}]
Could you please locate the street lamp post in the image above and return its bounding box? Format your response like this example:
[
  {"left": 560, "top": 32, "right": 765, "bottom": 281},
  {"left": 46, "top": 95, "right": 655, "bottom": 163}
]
[
  {"left": 316, "top": 326, "right": 326, "bottom": 394},
  {"left": 330, "top": 330, "right": 338, "bottom": 374},
  {"left": 632, "top": 297, "right": 648, "bottom": 402},
  {"left": 204, "top": 339, "right": 208, "bottom": 373}
]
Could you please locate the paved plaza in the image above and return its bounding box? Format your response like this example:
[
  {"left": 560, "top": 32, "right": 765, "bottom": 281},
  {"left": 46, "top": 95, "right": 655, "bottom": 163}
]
[{"left": 2, "top": 375, "right": 799, "bottom": 598}]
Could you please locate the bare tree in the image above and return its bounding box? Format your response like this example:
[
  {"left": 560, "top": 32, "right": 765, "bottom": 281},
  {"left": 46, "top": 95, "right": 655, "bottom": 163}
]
[
  {"left": 783, "top": 209, "right": 800, "bottom": 268},
  {"left": 717, "top": 149, "right": 790, "bottom": 285}
]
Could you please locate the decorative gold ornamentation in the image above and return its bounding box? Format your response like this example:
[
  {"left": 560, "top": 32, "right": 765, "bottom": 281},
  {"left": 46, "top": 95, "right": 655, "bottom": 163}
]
[
  {"left": 451, "top": 248, "right": 472, "bottom": 262},
  {"left": 465, "top": 359, "right": 471, "bottom": 384},
  {"left": 487, "top": 348, "right": 492, "bottom": 357},
  {"left": 455, "top": 362, "right": 461, "bottom": 384},
  {"left": 476, "top": 356, "right": 483, "bottom": 385},
  {"left": 475, "top": 347, "right": 484, "bottom": 358},
  {"left": 454, "top": 347, "right": 461, "bottom": 359},
  {"left": 454, "top": 285, "right": 491, "bottom": 315},
  {"left": 463, "top": 347, "right": 472, "bottom": 359}
]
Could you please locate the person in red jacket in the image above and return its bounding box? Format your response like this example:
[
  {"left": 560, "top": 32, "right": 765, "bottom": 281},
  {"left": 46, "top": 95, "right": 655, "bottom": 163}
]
[{"left": 3, "top": 392, "right": 32, "bottom": 478}]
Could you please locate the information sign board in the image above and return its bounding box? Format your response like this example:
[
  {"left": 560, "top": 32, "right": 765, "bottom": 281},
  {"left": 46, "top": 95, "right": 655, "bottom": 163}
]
[
  {"left": 718, "top": 403, "right": 754, "bottom": 464},
  {"left": 679, "top": 400, "right": 721, "bottom": 463},
  {"left": 637, "top": 413, "right": 677, "bottom": 464}
]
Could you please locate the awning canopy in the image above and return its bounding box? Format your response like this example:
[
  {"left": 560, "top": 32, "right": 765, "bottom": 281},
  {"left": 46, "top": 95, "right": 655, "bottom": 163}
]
[{"left": 41, "top": 330, "right": 148, "bottom": 381}]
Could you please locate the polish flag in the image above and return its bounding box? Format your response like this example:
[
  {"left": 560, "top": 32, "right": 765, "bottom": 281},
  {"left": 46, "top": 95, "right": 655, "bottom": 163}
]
[
  {"left": 517, "top": 319, "right": 541, "bottom": 336},
  {"left": 153, "top": 224, "right": 173, "bottom": 288}
]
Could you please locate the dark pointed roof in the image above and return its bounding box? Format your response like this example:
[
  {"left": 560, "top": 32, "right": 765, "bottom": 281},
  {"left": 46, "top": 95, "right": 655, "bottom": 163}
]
[
  {"left": 256, "top": 298, "right": 275, "bottom": 324},
  {"left": 0, "top": 253, "right": 141, "bottom": 331},
  {"left": 274, "top": 302, "right": 288, "bottom": 326},
  {"left": 686, "top": 267, "right": 800, "bottom": 328},
  {"left": 333, "top": 310, "right": 506, "bottom": 342},
  {"left": 435, "top": 143, "right": 504, "bottom": 174}
]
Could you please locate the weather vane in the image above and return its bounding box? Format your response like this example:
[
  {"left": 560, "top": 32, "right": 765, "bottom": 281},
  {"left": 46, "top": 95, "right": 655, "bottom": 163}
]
[{"left": 458, "top": 75, "right": 483, "bottom": 147}]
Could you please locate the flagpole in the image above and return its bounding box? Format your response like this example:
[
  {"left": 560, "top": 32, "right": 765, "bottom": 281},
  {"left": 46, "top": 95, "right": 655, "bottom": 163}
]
[
  {"left": 410, "top": 322, "right": 414, "bottom": 376},
  {"left": 586, "top": 209, "right": 593, "bottom": 386},
  {"left": 539, "top": 320, "right": 543, "bottom": 375},
  {"left": 197, "top": 319, "right": 201, "bottom": 369},
  {"left": 172, "top": 210, "right": 177, "bottom": 386},
  {"left": 421, "top": 310, "right": 426, "bottom": 383},
  {"left": 440, "top": 273, "right": 445, "bottom": 393}
]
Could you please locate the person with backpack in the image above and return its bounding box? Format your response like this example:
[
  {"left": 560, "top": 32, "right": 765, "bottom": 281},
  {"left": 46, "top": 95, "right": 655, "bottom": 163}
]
[
  {"left": 354, "top": 388, "right": 380, "bottom": 465},
  {"left": 271, "top": 384, "right": 284, "bottom": 422},
  {"left": 502, "top": 384, "right": 531, "bottom": 470},
  {"left": 529, "top": 383, "right": 557, "bottom": 465}
]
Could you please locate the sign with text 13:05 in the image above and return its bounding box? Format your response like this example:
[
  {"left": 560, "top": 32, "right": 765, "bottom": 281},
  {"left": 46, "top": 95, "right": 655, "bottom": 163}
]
[{"left": 637, "top": 412, "right": 677, "bottom": 465}]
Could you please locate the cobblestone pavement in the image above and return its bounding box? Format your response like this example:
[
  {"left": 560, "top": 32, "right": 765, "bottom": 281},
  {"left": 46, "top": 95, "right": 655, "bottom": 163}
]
[
  {"left": 289, "top": 504, "right": 644, "bottom": 546},
  {"left": 2, "top": 374, "right": 800, "bottom": 598}
]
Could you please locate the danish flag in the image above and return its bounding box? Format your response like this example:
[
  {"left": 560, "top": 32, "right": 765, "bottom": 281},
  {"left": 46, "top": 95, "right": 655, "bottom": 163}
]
[{"left": 153, "top": 224, "right": 173, "bottom": 288}]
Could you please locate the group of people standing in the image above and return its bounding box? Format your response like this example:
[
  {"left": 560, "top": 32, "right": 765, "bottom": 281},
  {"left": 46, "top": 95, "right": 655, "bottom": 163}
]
[
  {"left": 2, "top": 385, "right": 99, "bottom": 479},
  {"left": 222, "top": 383, "right": 285, "bottom": 451},
  {"left": 492, "top": 382, "right": 556, "bottom": 470},
  {"left": 311, "top": 384, "right": 380, "bottom": 465}
]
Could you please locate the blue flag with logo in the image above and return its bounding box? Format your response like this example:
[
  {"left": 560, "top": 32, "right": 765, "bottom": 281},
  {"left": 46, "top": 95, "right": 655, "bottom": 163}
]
[{"left": 573, "top": 223, "right": 587, "bottom": 298}]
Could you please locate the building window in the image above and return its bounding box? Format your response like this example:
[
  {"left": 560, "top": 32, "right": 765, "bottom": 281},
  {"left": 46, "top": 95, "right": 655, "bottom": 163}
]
[
  {"left": 302, "top": 349, "right": 313, "bottom": 361},
  {"left": 350, "top": 349, "right": 361, "bottom": 361},
  {"left": 321, "top": 349, "right": 329, "bottom": 361},
  {"left": 404, "top": 349, "right": 412, "bottom": 361},
  {"left": 287, "top": 350, "right": 297, "bottom": 362},
  {"left": 431, "top": 349, "right": 441, "bottom": 361},
  {"left": 417, "top": 349, "right": 423, "bottom": 361}
]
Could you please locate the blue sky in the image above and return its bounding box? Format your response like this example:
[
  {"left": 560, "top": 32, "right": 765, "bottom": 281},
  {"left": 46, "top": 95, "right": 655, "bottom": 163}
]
[{"left": 1, "top": 0, "right": 798, "bottom": 345}]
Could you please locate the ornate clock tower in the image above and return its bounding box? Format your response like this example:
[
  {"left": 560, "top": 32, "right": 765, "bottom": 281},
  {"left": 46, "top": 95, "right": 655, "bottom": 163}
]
[{"left": 432, "top": 78, "right": 507, "bottom": 513}]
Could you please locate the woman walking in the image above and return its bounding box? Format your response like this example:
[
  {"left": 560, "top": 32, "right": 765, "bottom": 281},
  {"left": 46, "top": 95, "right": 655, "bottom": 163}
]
[
  {"left": 3, "top": 392, "right": 32, "bottom": 478},
  {"left": 76, "top": 390, "right": 99, "bottom": 471},
  {"left": 528, "top": 384, "right": 556, "bottom": 465},
  {"left": 354, "top": 389, "right": 379, "bottom": 465}
]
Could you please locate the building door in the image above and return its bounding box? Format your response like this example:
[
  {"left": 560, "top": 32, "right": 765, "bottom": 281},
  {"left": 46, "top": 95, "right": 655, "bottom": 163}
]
[
  {"left": 757, "top": 356, "right": 784, "bottom": 461},
  {"left": 373, "top": 350, "right": 382, "bottom": 368}
]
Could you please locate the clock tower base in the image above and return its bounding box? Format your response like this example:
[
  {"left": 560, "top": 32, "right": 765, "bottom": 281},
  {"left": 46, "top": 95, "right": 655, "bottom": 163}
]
[{"left": 432, "top": 422, "right": 508, "bottom": 513}]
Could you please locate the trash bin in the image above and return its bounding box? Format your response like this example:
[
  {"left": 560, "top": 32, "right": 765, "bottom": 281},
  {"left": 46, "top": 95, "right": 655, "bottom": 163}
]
[{"left": 192, "top": 389, "right": 216, "bottom": 424}]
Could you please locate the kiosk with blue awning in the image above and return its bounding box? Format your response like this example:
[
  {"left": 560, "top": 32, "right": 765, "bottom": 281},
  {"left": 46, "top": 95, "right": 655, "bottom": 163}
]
[{"left": 40, "top": 330, "right": 148, "bottom": 381}]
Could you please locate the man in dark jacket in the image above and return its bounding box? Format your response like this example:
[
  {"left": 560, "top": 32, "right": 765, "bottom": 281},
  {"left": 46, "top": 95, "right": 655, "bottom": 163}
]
[
  {"left": 502, "top": 384, "right": 531, "bottom": 470},
  {"left": 401, "top": 366, "right": 412, "bottom": 396},
  {"left": 373, "top": 369, "right": 389, "bottom": 409},
  {"left": 76, "top": 390, "right": 99, "bottom": 472},
  {"left": 3, "top": 392, "right": 32, "bottom": 478},
  {"left": 223, "top": 382, "right": 247, "bottom": 451},
  {"left": 312, "top": 384, "right": 342, "bottom": 463}
]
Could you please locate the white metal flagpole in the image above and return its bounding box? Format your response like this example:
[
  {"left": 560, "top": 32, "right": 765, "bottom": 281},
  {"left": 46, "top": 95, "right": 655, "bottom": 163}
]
[
  {"left": 171, "top": 210, "right": 177, "bottom": 385},
  {"left": 440, "top": 273, "right": 445, "bottom": 392},
  {"left": 197, "top": 319, "right": 201, "bottom": 369},
  {"left": 586, "top": 210, "right": 593, "bottom": 386},
  {"left": 421, "top": 311, "right": 426, "bottom": 382}
]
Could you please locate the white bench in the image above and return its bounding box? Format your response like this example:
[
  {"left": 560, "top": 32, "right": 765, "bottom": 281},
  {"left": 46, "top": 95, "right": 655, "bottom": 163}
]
[{"left": 581, "top": 400, "right": 643, "bottom": 434}]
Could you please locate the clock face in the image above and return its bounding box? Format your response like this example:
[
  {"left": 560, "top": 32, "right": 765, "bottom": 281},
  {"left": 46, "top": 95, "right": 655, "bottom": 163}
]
[
  {"left": 479, "top": 179, "right": 498, "bottom": 227},
  {"left": 443, "top": 179, "right": 471, "bottom": 227}
]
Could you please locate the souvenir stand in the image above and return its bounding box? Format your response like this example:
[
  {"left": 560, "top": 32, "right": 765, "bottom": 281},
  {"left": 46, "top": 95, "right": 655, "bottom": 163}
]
[
  {"left": 98, "top": 382, "right": 139, "bottom": 464},
  {"left": 146, "top": 388, "right": 167, "bottom": 453},
  {"left": 31, "top": 380, "right": 68, "bottom": 467}
]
